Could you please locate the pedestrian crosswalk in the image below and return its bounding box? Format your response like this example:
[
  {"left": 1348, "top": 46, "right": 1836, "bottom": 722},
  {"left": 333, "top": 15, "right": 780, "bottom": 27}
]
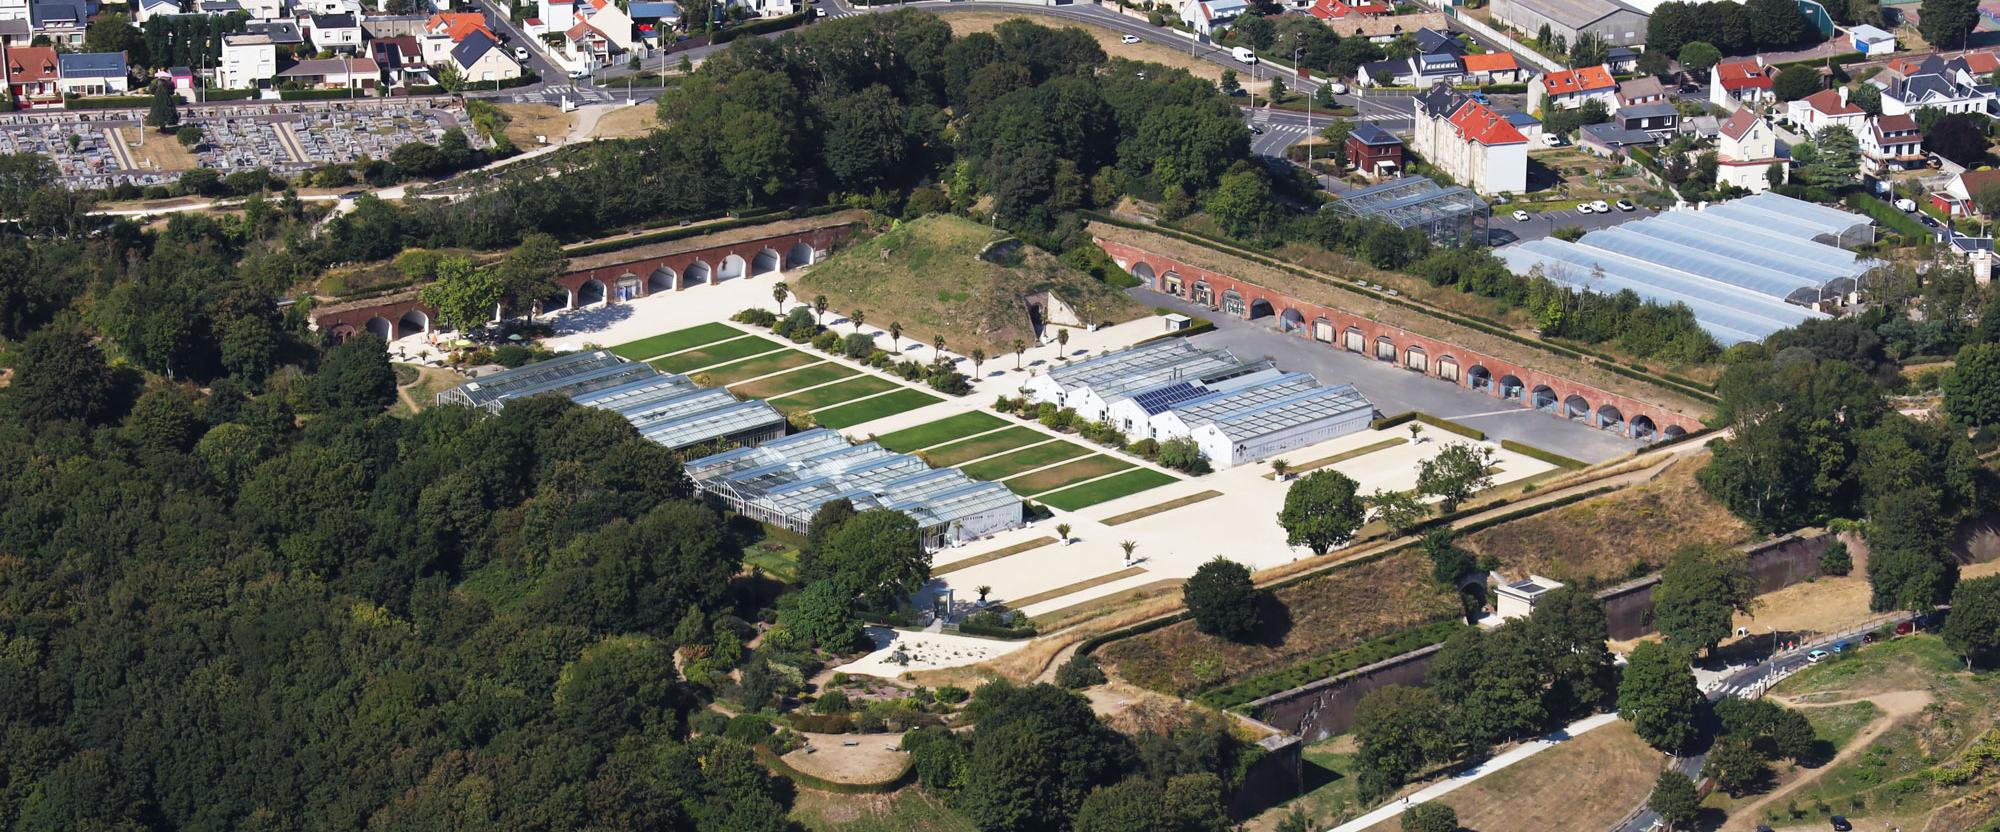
[{"left": 508, "top": 84, "right": 624, "bottom": 106}]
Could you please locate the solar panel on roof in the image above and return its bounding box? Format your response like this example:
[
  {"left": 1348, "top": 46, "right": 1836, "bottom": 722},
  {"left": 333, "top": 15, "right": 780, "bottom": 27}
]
[{"left": 1131, "top": 381, "right": 1205, "bottom": 415}]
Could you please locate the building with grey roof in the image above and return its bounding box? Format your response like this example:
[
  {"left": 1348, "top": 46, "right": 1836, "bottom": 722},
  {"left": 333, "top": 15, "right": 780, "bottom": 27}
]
[
  {"left": 686, "top": 429, "right": 1023, "bottom": 550},
  {"left": 1327, "top": 176, "right": 1490, "bottom": 247},
  {"left": 1490, "top": 0, "right": 1648, "bottom": 47},
  {"left": 1019, "top": 339, "right": 1257, "bottom": 423},
  {"left": 435, "top": 350, "right": 785, "bottom": 451}
]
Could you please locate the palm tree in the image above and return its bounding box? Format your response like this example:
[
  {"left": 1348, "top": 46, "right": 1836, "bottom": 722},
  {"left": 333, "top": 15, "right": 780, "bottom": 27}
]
[
  {"left": 850, "top": 308, "right": 866, "bottom": 334},
  {"left": 970, "top": 348, "right": 986, "bottom": 377},
  {"left": 1013, "top": 338, "right": 1026, "bottom": 370},
  {"left": 1271, "top": 458, "right": 1291, "bottom": 480},
  {"left": 772, "top": 281, "right": 789, "bottom": 313},
  {"left": 1056, "top": 522, "right": 1072, "bottom": 544},
  {"left": 976, "top": 584, "right": 992, "bottom": 604},
  {"left": 933, "top": 334, "right": 946, "bottom": 356},
  {"left": 890, "top": 322, "right": 903, "bottom": 352},
  {"left": 812, "top": 295, "right": 829, "bottom": 326},
  {"left": 1119, "top": 540, "right": 1137, "bottom": 565},
  {"left": 1408, "top": 422, "right": 1424, "bottom": 443},
  {"left": 1055, "top": 328, "right": 1070, "bottom": 359}
]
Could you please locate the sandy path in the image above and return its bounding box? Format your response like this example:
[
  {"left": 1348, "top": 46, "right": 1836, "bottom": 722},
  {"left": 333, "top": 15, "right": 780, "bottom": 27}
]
[
  {"left": 782, "top": 730, "right": 909, "bottom": 784},
  {"left": 1721, "top": 690, "right": 1936, "bottom": 830}
]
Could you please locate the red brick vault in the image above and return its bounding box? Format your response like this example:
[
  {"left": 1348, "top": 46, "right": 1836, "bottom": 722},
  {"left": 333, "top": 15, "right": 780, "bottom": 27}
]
[
  {"left": 313, "top": 223, "right": 858, "bottom": 342},
  {"left": 1097, "top": 238, "right": 1699, "bottom": 440}
]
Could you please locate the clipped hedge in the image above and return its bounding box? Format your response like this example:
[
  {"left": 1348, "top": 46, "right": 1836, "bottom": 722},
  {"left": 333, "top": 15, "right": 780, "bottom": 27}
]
[
  {"left": 1500, "top": 439, "right": 1586, "bottom": 470},
  {"left": 64, "top": 95, "right": 152, "bottom": 110},
  {"left": 1845, "top": 193, "right": 1927, "bottom": 240},
  {"left": 955, "top": 619, "right": 1038, "bottom": 640},
  {"left": 1197, "top": 620, "right": 1466, "bottom": 711},
  {"left": 202, "top": 89, "right": 258, "bottom": 101},
  {"left": 785, "top": 712, "right": 853, "bottom": 734},
  {"left": 1414, "top": 412, "right": 1484, "bottom": 440},
  {"left": 1370, "top": 411, "right": 1415, "bottom": 430}
]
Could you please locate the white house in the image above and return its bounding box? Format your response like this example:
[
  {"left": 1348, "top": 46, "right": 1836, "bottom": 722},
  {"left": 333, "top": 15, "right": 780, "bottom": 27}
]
[
  {"left": 1849, "top": 24, "right": 1895, "bottom": 57},
  {"left": 55, "top": 52, "right": 129, "bottom": 97},
  {"left": 220, "top": 32, "right": 278, "bottom": 89},
  {"left": 1526, "top": 64, "right": 1616, "bottom": 113},
  {"left": 1414, "top": 83, "right": 1528, "bottom": 196},
  {"left": 1861, "top": 113, "right": 1925, "bottom": 173},
  {"left": 423, "top": 11, "right": 495, "bottom": 65},
  {"left": 307, "top": 12, "right": 363, "bottom": 53},
  {"left": 132, "top": 0, "right": 182, "bottom": 23},
  {"left": 1711, "top": 58, "right": 1776, "bottom": 109},
  {"left": 531, "top": 0, "right": 576, "bottom": 35},
  {"left": 450, "top": 29, "right": 522, "bottom": 82},
  {"left": 1716, "top": 107, "right": 1783, "bottom": 194},
  {"left": 276, "top": 56, "right": 378, "bottom": 89},
  {"left": 239, "top": 0, "right": 284, "bottom": 19},
  {"left": 1141, "top": 371, "right": 1375, "bottom": 467},
  {"left": 1179, "top": 0, "right": 1248, "bottom": 36},
  {"left": 1875, "top": 63, "right": 1993, "bottom": 117},
  {"left": 1785, "top": 87, "right": 1866, "bottom": 135}
]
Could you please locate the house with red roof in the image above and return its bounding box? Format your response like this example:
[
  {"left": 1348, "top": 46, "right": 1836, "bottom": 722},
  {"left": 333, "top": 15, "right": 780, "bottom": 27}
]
[
  {"left": 4, "top": 46, "right": 60, "bottom": 109},
  {"left": 1414, "top": 81, "right": 1528, "bottom": 195},
  {"left": 1305, "top": 0, "right": 1390, "bottom": 19},
  {"left": 1785, "top": 87, "right": 1866, "bottom": 136},
  {"left": 1711, "top": 58, "right": 1775, "bottom": 109},
  {"left": 1716, "top": 108, "right": 1782, "bottom": 194},
  {"left": 422, "top": 12, "right": 499, "bottom": 65},
  {"left": 564, "top": 0, "right": 637, "bottom": 68},
  {"left": 1460, "top": 52, "right": 1522, "bottom": 84},
  {"left": 1861, "top": 114, "right": 1924, "bottom": 174},
  {"left": 1526, "top": 64, "right": 1615, "bottom": 112}
]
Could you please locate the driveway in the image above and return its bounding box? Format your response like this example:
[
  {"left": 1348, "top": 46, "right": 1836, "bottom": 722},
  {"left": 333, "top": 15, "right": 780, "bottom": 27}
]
[{"left": 1136, "top": 287, "right": 1645, "bottom": 463}]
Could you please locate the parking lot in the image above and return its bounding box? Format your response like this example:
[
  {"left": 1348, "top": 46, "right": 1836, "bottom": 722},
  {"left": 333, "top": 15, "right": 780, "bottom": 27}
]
[{"left": 1488, "top": 202, "right": 1658, "bottom": 246}]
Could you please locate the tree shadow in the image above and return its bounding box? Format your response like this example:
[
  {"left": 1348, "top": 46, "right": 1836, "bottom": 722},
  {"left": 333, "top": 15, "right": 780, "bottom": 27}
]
[
  {"left": 1798, "top": 738, "right": 1838, "bottom": 769},
  {"left": 1251, "top": 591, "right": 1295, "bottom": 648}
]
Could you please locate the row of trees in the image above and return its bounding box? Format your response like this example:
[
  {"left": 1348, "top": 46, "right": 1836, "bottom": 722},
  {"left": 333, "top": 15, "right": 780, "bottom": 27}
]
[{"left": 1646, "top": 0, "right": 1816, "bottom": 57}]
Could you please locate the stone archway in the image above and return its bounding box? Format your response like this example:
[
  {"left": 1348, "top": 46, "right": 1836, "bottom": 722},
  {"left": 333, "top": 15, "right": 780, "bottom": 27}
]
[
  {"left": 1280, "top": 308, "right": 1305, "bottom": 334},
  {"left": 1131, "top": 261, "right": 1157, "bottom": 287},
  {"left": 365, "top": 316, "right": 393, "bottom": 340},
  {"left": 717, "top": 254, "right": 747, "bottom": 282},
  {"left": 1249, "top": 298, "right": 1275, "bottom": 320},
  {"left": 396, "top": 309, "right": 429, "bottom": 338},
  {"left": 752, "top": 248, "right": 781, "bottom": 276},
  {"left": 1531, "top": 385, "right": 1558, "bottom": 411},
  {"left": 1344, "top": 327, "right": 1365, "bottom": 352},
  {"left": 1162, "top": 270, "right": 1184, "bottom": 295},
  {"left": 1663, "top": 424, "right": 1688, "bottom": 439},
  {"left": 1499, "top": 374, "right": 1524, "bottom": 401},
  {"left": 1467, "top": 364, "right": 1491, "bottom": 391},
  {"left": 1375, "top": 336, "right": 1397, "bottom": 362},
  {"left": 648, "top": 266, "right": 677, "bottom": 294},
  {"left": 1596, "top": 404, "right": 1624, "bottom": 433},
  {"left": 1403, "top": 345, "right": 1428, "bottom": 373},
  {"left": 685, "top": 260, "right": 712, "bottom": 286},
  {"left": 1436, "top": 354, "right": 1459, "bottom": 382},
  {"left": 1631, "top": 415, "right": 1657, "bottom": 440},
  {"left": 1564, "top": 394, "right": 1590, "bottom": 420},
  {"left": 1312, "top": 316, "right": 1334, "bottom": 342},
  {"left": 576, "top": 279, "right": 607, "bottom": 307},
  {"left": 784, "top": 241, "right": 813, "bottom": 269}
]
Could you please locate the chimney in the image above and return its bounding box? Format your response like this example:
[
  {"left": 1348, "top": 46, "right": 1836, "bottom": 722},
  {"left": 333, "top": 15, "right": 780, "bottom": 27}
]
[{"left": 1839, "top": 86, "right": 1849, "bottom": 107}]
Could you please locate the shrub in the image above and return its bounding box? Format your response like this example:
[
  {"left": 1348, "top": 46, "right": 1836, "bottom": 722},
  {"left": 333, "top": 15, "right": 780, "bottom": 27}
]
[
  {"left": 993, "top": 396, "right": 1017, "bottom": 414},
  {"left": 788, "top": 712, "right": 853, "bottom": 733},
  {"left": 811, "top": 330, "right": 841, "bottom": 353},
  {"left": 1126, "top": 437, "right": 1159, "bottom": 458},
  {"left": 1819, "top": 540, "right": 1852, "bottom": 577},
  {"left": 814, "top": 690, "right": 852, "bottom": 714},
  {"left": 1055, "top": 653, "right": 1108, "bottom": 689},
  {"left": 493, "top": 344, "right": 538, "bottom": 368},
  {"left": 724, "top": 714, "right": 774, "bottom": 746},
  {"left": 842, "top": 332, "right": 874, "bottom": 359},
  {"left": 775, "top": 307, "right": 818, "bottom": 342},
  {"left": 1157, "top": 437, "right": 1212, "bottom": 475},
  {"left": 927, "top": 369, "right": 971, "bottom": 395},
  {"left": 689, "top": 709, "right": 728, "bottom": 736},
  {"left": 733, "top": 307, "right": 778, "bottom": 327}
]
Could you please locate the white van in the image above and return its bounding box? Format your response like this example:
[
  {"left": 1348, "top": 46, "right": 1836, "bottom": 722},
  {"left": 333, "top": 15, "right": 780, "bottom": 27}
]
[{"left": 1232, "top": 46, "right": 1257, "bottom": 64}]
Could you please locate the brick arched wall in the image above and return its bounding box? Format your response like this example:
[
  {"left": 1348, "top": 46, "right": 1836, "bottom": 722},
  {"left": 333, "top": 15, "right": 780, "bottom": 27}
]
[
  {"left": 312, "top": 223, "right": 858, "bottom": 341},
  {"left": 1097, "top": 238, "right": 1699, "bottom": 439}
]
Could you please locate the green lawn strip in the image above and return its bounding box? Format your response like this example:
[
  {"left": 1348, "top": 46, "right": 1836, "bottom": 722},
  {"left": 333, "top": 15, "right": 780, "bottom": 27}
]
[
  {"left": 650, "top": 336, "right": 787, "bottom": 373},
  {"left": 1003, "top": 566, "right": 1148, "bottom": 610},
  {"left": 700, "top": 350, "right": 819, "bottom": 385},
  {"left": 1037, "top": 468, "right": 1180, "bottom": 510},
  {"left": 1263, "top": 437, "right": 1408, "bottom": 479},
  {"left": 924, "top": 427, "right": 1053, "bottom": 467},
  {"left": 770, "top": 375, "right": 900, "bottom": 411},
  {"left": 727, "top": 362, "right": 857, "bottom": 399},
  {"left": 1002, "top": 455, "right": 1136, "bottom": 496},
  {"left": 874, "top": 411, "right": 1009, "bottom": 452},
  {"left": 610, "top": 322, "right": 743, "bottom": 360},
  {"left": 742, "top": 544, "right": 800, "bottom": 582},
  {"left": 1805, "top": 701, "right": 1881, "bottom": 752},
  {"left": 932, "top": 536, "right": 1059, "bottom": 577},
  {"left": 1101, "top": 490, "right": 1224, "bottom": 525},
  {"left": 812, "top": 389, "right": 944, "bottom": 429},
  {"left": 961, "top": 441, "right": 1095, "bottom": 481}
]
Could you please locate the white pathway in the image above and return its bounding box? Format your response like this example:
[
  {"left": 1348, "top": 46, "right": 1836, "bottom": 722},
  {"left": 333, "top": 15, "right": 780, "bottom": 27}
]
[{"left": 1327, "top": 712, "right": 1622, "bottom": 832}]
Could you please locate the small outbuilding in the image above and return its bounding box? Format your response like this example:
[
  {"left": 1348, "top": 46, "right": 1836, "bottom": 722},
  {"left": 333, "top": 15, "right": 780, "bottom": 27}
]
[{"left": 1494, "top": 574, "right": 1564, "bottom": 620}]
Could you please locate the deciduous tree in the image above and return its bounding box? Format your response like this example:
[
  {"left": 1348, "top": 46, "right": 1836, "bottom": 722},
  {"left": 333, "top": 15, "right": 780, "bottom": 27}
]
[
  {"left": 1279, "top": 469, "right": 1366, "bottom": 554},
  {"left": 1184, "top": 556, "right": 1261, "bottom": 640},
  {"left": 1618, "top": 641, "right": 1702, "bottom": 752}
]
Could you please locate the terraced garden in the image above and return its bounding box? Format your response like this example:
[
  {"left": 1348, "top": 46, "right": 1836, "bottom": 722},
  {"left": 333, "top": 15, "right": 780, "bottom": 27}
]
[
  {"left": 727, "top": 362, "right": 855, "bottom": 399},
  {"left": 651, "top": 335, "right": 786, "bottom": 373}
]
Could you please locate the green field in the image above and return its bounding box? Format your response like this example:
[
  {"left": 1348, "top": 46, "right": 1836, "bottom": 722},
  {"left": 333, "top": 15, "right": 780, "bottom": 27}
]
[
  {"left": 961, "top": 441, "right": 1094, "bottom": 480},
  {"left": 1036, "top": 468, "right": 1179, "bottom": 510},
  {"left": 924, "top": 427, "right": 1050, "bottom": 466},
  {"left": 650, "top": 336, "right": 786, "bottom": 373},
  {"left": 813, "top": 389, "right": 944, "bottom": 429},
  {"left": 874, "top": 411, "right": 1009, "bottom": 452},
  {"left": 1000, "top": 454, "right": 1133, "bottom": 495},
  {"left": 771, "top": 376, "right": 901, "bottom": 410},
  {"left": 609, "top": 322, "right": 743, "bottom": 360},
  {"left": 727, "top": 362, "right": 857, "bottom": 399},
  {"left": 742, "top": 542, "right": 800, "bottom": 583},
  {"left": 699, "top": 350, "right": 820, "bottom": 385}
]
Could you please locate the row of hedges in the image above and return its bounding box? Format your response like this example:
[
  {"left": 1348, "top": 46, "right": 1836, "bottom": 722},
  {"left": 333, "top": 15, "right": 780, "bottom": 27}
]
[
  {"left": 1196, "top": 620, "right": 1467, "bottom": 711},
  {"left": 202, "top": 89, "right": 258, "bottom": 101},
  {"left": 563, "top": 206, "right": 804, "bottom": 257},
  {"left": 1083, "top": 212, "right": 1721, "bottom": 405},
  {"left": 1500, "top": 439, "right": 1586, "bottom": 470},
  {"left": 1368, "top": 411, "right": 1484, "bottom": 440},
  {"left": 955, "top": 618, "right": 1038, "bottom": 639},
  {"left": 713, "top": 11, "right": 807, "bottom": 43},
  {"left": 1844, "top": 193, "right": 1927, "bottom": 240},
  {"left": 281, "top": 88, "right": 367, "bottom": 101}
]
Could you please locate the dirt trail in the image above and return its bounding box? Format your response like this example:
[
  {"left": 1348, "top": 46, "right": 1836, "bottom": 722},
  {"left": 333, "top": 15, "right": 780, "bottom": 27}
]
[
  {"left": 1722, "top": 690, "right": 1936, "bottom": 831},
  {"left": 395, "top": 365, "right": 456, "bottom": 413}
]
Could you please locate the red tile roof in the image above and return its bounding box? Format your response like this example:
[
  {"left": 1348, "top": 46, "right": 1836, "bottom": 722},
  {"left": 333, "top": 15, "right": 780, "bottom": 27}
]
[
  {"left": 1448, "top": 99, "right": 1527, "bottom": 146},
  {"left": 1875, "top": 113, "right": 1918, "bottom": 133},
  {"left": 1801, "top": 88, "right": 1862, "bottom": 116},
  {"left": 1715, "top": 59, "right": 1774, "bottom": 90},
  {"left": 1961, "top": 49, "right": 2000, "bottom": 74},
  {"left": 1461, "top": 52, "right": 1518, "bottom": 73},
  {"left": 5, "top": 46, "right": 58, "bottom": 84},
  {"left": 426, "top": 12, "right": 496, "bottom": 43},
  {"left": 1539, "top": 64, "right": 1614, "bottom": 95},
  {"left": 1307, "top": 0, "right": 1389, "bottom": 18},
  {"left": 1719, "top": 107, "right": 1761, "bottom": 141}
]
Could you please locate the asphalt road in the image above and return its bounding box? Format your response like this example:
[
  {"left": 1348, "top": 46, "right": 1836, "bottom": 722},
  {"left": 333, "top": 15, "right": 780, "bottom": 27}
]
[{"left": 1135, "top": 286, "right": 1646, "bottom": 463}]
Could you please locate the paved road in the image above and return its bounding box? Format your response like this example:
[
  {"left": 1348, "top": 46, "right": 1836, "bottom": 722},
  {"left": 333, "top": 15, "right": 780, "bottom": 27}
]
[
  {"left": 1488, "top": 204, "right": 1659, "bottom": 247},
  {"left": 1136, "top": 286, "right": 1646, "bottom": 463}
]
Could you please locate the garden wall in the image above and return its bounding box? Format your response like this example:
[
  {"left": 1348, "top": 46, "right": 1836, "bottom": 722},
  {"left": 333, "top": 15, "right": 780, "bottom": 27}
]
[{"left": 1228, "top": 735, "right": 1304, "bottom": 819}]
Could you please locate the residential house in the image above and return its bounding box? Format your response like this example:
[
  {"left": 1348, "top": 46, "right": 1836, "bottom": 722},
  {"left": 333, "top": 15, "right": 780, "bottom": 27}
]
[
  {"left": 731, "top": 0, "right": 793, "bottom": 18},
  {"left": 529, "top": 0, "right": 576, "bottom": 36},
  {"left": 423, "top": 12, "right": 497, "bottom": 65},
  {"left": 1943, "top": 169, "right": 2000, "bottom": 213},
  {"left": 1785, "top": 87, "right": 1866, "bottom": 136},
  {"left": 1711, "top": 58, "right": 1775, "bottom": 108},
  {"left": 28, "top": 0, "right": 87, "bottom": 48},
  {"left": 1716, "top": 107, "right": 1783, "bottom": 193},
  {"left": 1615, "top": 76, "right": 1666, "bottom": 109},
  {"left": 1460, "top": 51, "right": 1522, "bottom": 84},
  {"left": 4, "top": 45, "right": 59, "bottom": 108},
  {"left": 1527, "top": 64, "right": 1615, "bottom": 113},
  {"left": 1681, "top": 113, "right": 1720, "bottom": 139},
  {"left": 277, "top": 56, "right": 379, "bottom": 89},
  {"left": 1615, "top": 102, "right": 1679, "bottom": 137},
  {"left": 1490, "top": 0, "right": 1648, "bottom": 47},
  {"left": 56, "top": 52, "right": 130, "bottom": 97},
  {"left": 133, "top": 0, "right": 181, "bottom": 22},
  {"left": 0, "top": 0, "right": 22, "bottom": 20},
  {"left": 1578, "top": 122, "right": 1654, "bottom": 156},
  {"left": 565, "top": 0, "right": 636, "bottom": 68},
  {"left": 371, "top": 35, "right": 431, "bottom": 87},
  {"left": 1605, "top": 45, "right": 1639, "bottom": 74},
  {"left": 1413, "top": 82, "right": 1529, "bottom": 195},
  {"left": 296, "top": 0, "right": 365, "bottom": 15},
  {"left": 627, "top": 1, "right": 679, "bottom": 47},
  {"left": 239, "top": 0, "right": 283, "bottom": 19},
  {"left": 0, "top": 19, "right": 28, "bottom": 45},
  {"left": 1850, "top": 23, "right": 1894, "bottom": 57},
  {"left": 1860, "top": 113, "right": 1924, "bottom": 173},
  {"left": 450, "top": 29, "right": 521, "bottom": 83},
  {"left": 308, "top": 12, "right": 364, "bottom": 53},
  {"left": 220, "top": 32, "right": 278, "bottom": 89},
  {"left": 1412, "top": 26, "right": 1461, "bottom": 56},
  {"left": 198, "top": 0, "right": 242, "bottom": 13},
  {"left": 1941, "top": 231, "right": 1993, "bottom": 284},
  {"left": 1344, "top": 122, "right": 1404, "bottom": 178},
  {"left": 1873, "top": 55, "right": 1993, "bottom": 116},
  {"left": 1305, "top": 0, "right": 1391, "bottom": 19},
  {"left": 1179, "top": 0, "right": 1248, "bottom": 36},
  {"left": 247, "top": 19, "right": 305, "bottom": 55}
]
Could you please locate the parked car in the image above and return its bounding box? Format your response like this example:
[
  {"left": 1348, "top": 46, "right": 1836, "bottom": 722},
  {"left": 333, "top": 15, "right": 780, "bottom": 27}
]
[
  {"left": 1832, "top": 640, "right": 1851, "bottom": 653},
  {"left": 1512, "top": 209, "right": 1530, "bottom": 221},
  {"left": 1233, "top": 46, "right": 1257, "bottom": 64},
  {"left": 568, "top": 67, "right": 589, "bottom": 79},
  {"left": 1578, "top": 203, "right": 1595, "bottom": 214},
  {"left": 1895, "top": 197, "right": 1918, "bottom": 211},
  {"left": 1897, "top": 619, "right": 1919, "bottom": 635},
  {"left": 1615, "top": 199, "right": 1635, "bottom": 212},
  {"left": 514, "top": 46, "right": 529, "bottom": 61},
  {"left": 1542, "top": 134, "right": 1562, "bottom": 146},
  {"left": 1249, "top": 124, "right": 1264, "bottom": 134},
  {"left": 1807, "top": 649, "right": 1830, "bottom": 663},
  {"left": 1329, "top": 82, "right": 1348, "bottom": 94},
  {"left": 1830, "top": 817, "right": 1852, "bottom": 831},
  {"left": 1121, "top": 34, "right": 1141, "bottom": 44},
  {"left": 1592, "top": 200, "right": 1610, "bottom": 213}
]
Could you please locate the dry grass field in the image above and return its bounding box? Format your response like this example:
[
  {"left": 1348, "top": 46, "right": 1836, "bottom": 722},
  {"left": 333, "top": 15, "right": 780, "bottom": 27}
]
[
  {"left": 493, "top": 103, "right": 577, "bottom": 149},
  {"left": 125, "top": 128, "right": 199, "bottom": 171},
  {"left": 590, "top": 102, "right": 658, "bottom": 139},
  {"left": 1360, "top": 722, "right": 1665, "bottom": 832}
]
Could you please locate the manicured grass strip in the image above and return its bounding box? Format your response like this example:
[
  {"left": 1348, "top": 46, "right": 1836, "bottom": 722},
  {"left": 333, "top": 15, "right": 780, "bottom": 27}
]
[
  {"left": 933, "top": 536, "right": 1058, "bottom": 577},
  {"left": 962, "top": 441, "right": 1094, "bottom": 481},
  {"left": 874, "top": 411, "right": 1009, "bottom": 452},
  {"left": 1001, "top": 455, "right": 1134, "bottom": 495},
  {"left": 742, "top": 546, "right": 799, "bottom": 582},
  {"left": 812, "top": 389, "right": 944, "bottom": 429},
  {"left": 650, "top": 336, "right": 785, "bottom": 372},
  {"left": 727, "top": 362, "right": 857, "bottom": 399},
  {"left": 1102, "top": 490, "right": 1224, "bottom": 525},
  {"left": 1038, "top": 468, "right": 1179, "bottom": 511},
  {"left": 925, "top": 427, "right": 1054, "bottom": 467},
  {"left": 610, "top": 322, "right": 742, "bottom": 359},
  {"left": 700, "top": 350, "right": 818, "bottom": 385},
  {"left": 771, "top": 375, "right": 900, "bottom": 410},
  {"left": 1263, "top": 437, "right": 1408, "bottom": 479},
  {"left": 1005, "top": 566, "right": 1148, "bottom": 610}
]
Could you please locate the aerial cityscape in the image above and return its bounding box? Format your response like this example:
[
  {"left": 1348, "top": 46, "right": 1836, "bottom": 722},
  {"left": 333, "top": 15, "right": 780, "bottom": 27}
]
[{"left": 2, "top": 0, "right": 1999, "bottom": 829}]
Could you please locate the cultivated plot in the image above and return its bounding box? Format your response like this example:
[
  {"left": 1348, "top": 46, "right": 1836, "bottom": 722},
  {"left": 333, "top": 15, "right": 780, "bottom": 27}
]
[
  {"left": 874, "top": 411, "right": 1009, "bottom": 452},
  {"left": 812, "top": 389, "right": 944, "bottom": 429},
  {"left": 1041, "top": 469, "right": 1184, "bottom": 511},
  {"left": 650, "top": 335, "right": 786, "bottom": 373},
  {"left": 960, "top": 441, "right": 1094, "bottom": 481},
  {"left": 770, "top": 375, "right": 901, "bottom": 411},
  {"left": 608, "top": 321, "right": 743, "bottom": 361},
  {"left": 726, "top": 362, "right": 856, "bottom": 399},
  {"left": 1001, "top": 455, "right": 1135, "bottom": 496},
  {"left": 699, "top": 350, "right": 821, "bottom": 386},
  {"left": 922, "top": 427, "right": 1049, "bottom": 467}
]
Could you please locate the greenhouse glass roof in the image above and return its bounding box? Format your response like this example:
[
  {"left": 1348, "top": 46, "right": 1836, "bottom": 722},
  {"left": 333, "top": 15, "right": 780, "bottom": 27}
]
[
  {"left": 438, "top": 350, "right": 653, "bottom": 410},
  {"left": 1328, "top": 176, "right": 1489, "bottom": 229},
  {"left": 1500, "top": 240, "right": 1827, "bottom": 344},
  {"left": 1167, "top": 372, "right": 1323, "bottom": 428},
  {"left": 684, "top": 429, "right": 1024, "bottom": 533},
  {"left": 1213, "top": 384, "right": 1373, "bottom": 443}
]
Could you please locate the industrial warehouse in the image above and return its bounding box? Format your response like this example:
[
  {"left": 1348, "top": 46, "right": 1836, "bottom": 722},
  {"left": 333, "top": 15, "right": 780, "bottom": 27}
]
[
  {"left": 1022, "top": 341, "right": 1377, "bottom": 467},
  {"left": 436, "top": 351, "right": 787, "bottom": 451},
  {"left": 684, "top": 429, "right": 1024, "bottom": 550},
  {"left": 1498, "top": 192, "right": 1880, "bottom": 344}
]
